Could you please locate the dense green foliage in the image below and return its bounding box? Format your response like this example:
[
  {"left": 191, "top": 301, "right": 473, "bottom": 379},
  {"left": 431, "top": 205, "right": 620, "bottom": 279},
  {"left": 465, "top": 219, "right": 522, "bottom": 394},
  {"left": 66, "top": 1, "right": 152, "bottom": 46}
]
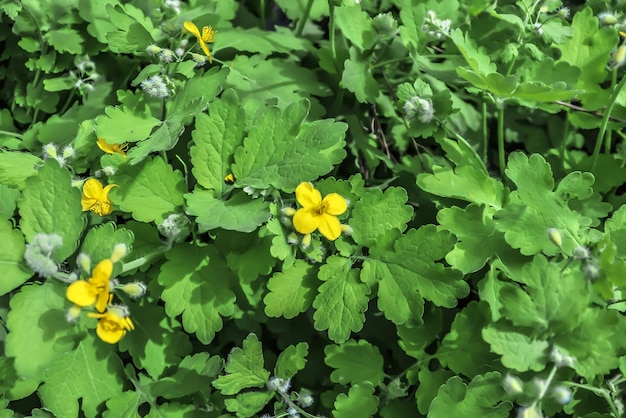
[{"left": 2, "top": 0, "right": 626, "bottom": 417}]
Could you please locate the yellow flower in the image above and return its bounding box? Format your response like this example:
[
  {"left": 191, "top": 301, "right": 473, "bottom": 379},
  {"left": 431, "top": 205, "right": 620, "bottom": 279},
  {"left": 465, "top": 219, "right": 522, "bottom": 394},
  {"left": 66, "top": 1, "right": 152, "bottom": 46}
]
[
  {"left": 87, "top": 306, "right": 134, "bottom": 344},
  {"left": 81, "top": 178, "right": 116, "bottom": 216},
  {"left": 224, "top": 173, "right": 235, "bottom": 184},
  {"left": 97, "top": 137, "right": 128, "bottom": 157},
  {"left": 183, "top": 21, "right": 216, "bottom": 63},
  {"left": 66, "top": 259, "right": 113, "bottom": 313},
  {"left": 292, "top": 182, "right": 348, "bottom": 241}
]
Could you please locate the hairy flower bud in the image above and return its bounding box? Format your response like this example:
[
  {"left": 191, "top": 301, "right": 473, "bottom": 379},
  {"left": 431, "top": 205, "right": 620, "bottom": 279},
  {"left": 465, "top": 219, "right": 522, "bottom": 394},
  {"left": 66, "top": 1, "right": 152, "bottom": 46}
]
[
  {"left": 110, "top": 243, "right": 128, "bottom": 263},
  {"left": 547, "top": 228, "right": 562, "bottom": 247},
  {"left": 158, "top": 213, "right": 191, "bottom": 243},
  {"left": 146, "top": 44, "right": 163, "bottom": 55},
  {"left": 552, "top": 385, "right": 572, "bottom": 405},
  {"left": 503, "top": 373, "right": 524, "bottom": 395},
  {"left": 572, "top": 246, "right": 590, "bottom": 260},
  {"left": 119, "top": 282, "right": 147, "bottom": 298},
  {"left": 42, "top": 143, "right": 58, "bottom": 159}
]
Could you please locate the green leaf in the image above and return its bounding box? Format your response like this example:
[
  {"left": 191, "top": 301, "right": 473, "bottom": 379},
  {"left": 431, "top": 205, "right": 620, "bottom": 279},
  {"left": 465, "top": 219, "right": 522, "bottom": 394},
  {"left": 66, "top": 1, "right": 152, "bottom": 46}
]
[
  {"left": 103, "top": 391, "right": 142, "bottom": 418},
  {"left": 350, "top": 186, "right": 414, "bottom": 247},
  {"left": 450, "top": 28, "right": 497, "bottom": 75},
  {"left": 363, "top": 226, "right": 468, "bottom": 324},
  {"left": 313, "top": 256, "right": 369, "bottom": 343},
  {"left": 158, "top": 244, "right": 236, "bottom": 344},
  {"left": 556, "top": 7, "right": 616, "bottom": 94},
  {"left": 225, "top": 235, "right": 276, "bottom": 283},
  {"left": 417, "top": 165, "right": 505, "bottom": 209},
  {"left": 213, "top": 26, "right": 312, "bottom": 55},
  {"left": 264, "top": 259, "right": 317, "bottom": 319},
  {"left": 151, "top": 353, "right": 222, "bottom": 398},
  {"left": 335, "top": 5, "right": 376, "bottom": 50},
  {"left": 118, "top": 300, "right": 192, "bottom": 379},
  {"left": 494, "top": 152, "right": 593, "bottom": 256},
  {"left": 0, "top": 152, "right": 42, "bottom": 189},
  {"left": 38, "top": 335, "right": 125, "bottom": 418},
  {"left": 482, "top": 323, "right": 549, "bottom": 372},
  {"left": 498, "top": 255, "right": 589, "bottom": 333},
  {"left": 94, "top": 105, "right": 160, "bottom": 143},
  {"left": 275, "top": 343, "right": 308, "bottom": 379},
  {"left": 438, "top": 204, "right": 508, "bottom": 274},
  {"left": 190, "top": 89, "right": 245, "bottom": 196},
  {"left": 232, "top": 101, "right": 347, "bottom": 190},
  {"left": 125, "top": 117, "right": 184, "bottom": 164},
  {"left": 212, "top": 333, "right": 271, "bottom": 395},
  {"left": 415, "top": 369, "right": 455, "bottom": 415},
  {"left": 44, "top": 28, "right": 83, "bottom": 54},
  {"left": 225, "top": 55, "right": 332, "bottom": 110},
  {"left": 79, "top": 222, "right": 134, "bottom": 266},
  {"left": 110, "top": 156, "right": 186, "bottom": 223},
  {"left": 18, "top": 159, "right": 84, "bottom": 261},
  {"left": 5, "top": 282, "right": 74, "bottom": 379},
  {"left": 0, "top": 185, "right": 20, "bottom": 219},
  {"left": 185, "top": 191, "right": 271, "bottom": 233},
  {"left": 437, "top": 302, "right": 500, "bottom": 377},
  {"left": 341, "top": 47, "right": 380, "bottom": 103},
  {"left": 0, "top": 220, "right": 32, "bottom": 296},
  {"left": 333, "top": 383, "right": 379, "bottom": 418},
  {"left": 224, "top": 391, "right": 274, "bottom": 418},
  {"left": 324, "top": 340, "right": 385, "bottom": 386},
  {"left": 104, "top": 3, "right": 156, "bottom": 53},
  {"left": 429, "top": 372, "right": 512, "bottom": 418}
]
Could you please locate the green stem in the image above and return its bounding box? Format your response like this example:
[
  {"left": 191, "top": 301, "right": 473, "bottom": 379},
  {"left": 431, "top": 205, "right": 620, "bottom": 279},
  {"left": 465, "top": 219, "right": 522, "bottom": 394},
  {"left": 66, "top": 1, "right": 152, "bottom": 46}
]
[
  {"left": 121, "top": 248, "right": 168, "bottom": 274},
  {"left": 329, "top": 2, "right": 338, "bottom": 72},
  {"left": 481, "top": 101, "right": 488, "bottom": 163},
  {"left": 591, "top": 73, "right": 626, "bottom": 171},
  {"left": 0, "top": 130, "right": 24, "bottom": 140},
  {"left": 58, "top": 88, "right": 77, "bottom": 115},
  {"left": 606, "top": 69, "right": 619, "bottom": 154},
  {"left": 497, "top": 101, "right": 506, "bottom": 178},
  {"left": 294, "top": 0, "right": 315, "bottom": 37},
  {"left": 371, "top": 56, "right": 412, "bottom": 69},
  {"left": 560, "top": 109, "right": 570, "bottom": 168},
  {"left": 566, "top": 383, "right": 620, "bottom": 418},
  {"left": 260, "top": 0, "right": 266, "bottom": 28}
]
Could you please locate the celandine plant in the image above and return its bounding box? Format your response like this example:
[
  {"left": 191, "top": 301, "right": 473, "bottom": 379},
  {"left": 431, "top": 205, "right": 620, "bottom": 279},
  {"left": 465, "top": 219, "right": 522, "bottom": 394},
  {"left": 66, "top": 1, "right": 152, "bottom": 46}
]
[{"left": 3, "top": 0, "right": 626, "bottom": 417}]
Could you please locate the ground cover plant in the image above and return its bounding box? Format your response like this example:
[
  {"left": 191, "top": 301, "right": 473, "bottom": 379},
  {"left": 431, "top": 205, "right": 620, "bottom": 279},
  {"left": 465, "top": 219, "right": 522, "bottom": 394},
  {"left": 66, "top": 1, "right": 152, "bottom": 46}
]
[{"left": 4, "top": 0, "right": 626, "bottom": 416}]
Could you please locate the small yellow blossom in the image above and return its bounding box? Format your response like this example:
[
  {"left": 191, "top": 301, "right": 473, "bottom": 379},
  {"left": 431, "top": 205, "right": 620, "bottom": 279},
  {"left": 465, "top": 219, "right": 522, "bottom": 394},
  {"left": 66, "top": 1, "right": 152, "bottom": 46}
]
[
  {"left": 87, "top": 306, "right": 134, "bottom": 344},
  {"left": 97, "top": 137, "right": 128, "bottom": 157},
  {"left": 82, "top": 178, "right": 116, "bottom": 216},
  {"left": 224, "top": 173, "right": 235, "bottom": 184},
  {"left": 66, "top": 259, "right": 113, "bottom": 313},
  {"left": 292, "top": 182, "right": 348, "bottom": 241},
  {"left": 183, "top": 21, "right": 216, "bottom": 63}
]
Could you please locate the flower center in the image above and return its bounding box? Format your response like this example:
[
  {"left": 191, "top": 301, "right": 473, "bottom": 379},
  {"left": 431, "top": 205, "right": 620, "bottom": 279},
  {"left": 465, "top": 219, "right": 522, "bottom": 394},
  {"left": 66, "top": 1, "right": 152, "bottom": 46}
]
[
  {"left": 101, "top": 318, "right": 121, "bottom": 332},
  {"left": 314, "top": 202, "right": 328, "bottom": 216}
]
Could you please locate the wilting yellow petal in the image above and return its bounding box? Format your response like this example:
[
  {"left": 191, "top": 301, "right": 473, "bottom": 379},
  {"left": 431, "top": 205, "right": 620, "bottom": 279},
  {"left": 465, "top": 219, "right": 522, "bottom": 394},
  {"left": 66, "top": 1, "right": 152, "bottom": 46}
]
[
  {"left": 97, "top": 137, "right": 116, "bottom": 154},
  {"left": 317, "top": 213, "right": 342, "bottom": 241},
  {"left": 293, "top": 207, "right": 320, "bottom": 234},
  {"left": 66, "top": 280, "right": 98, "bottom": 307},
  {"left": 295, "top": 182, "right": 322, "bottom": 209},
  {"left": 322, "top": 193, "right": 348, "bottom": 216}
]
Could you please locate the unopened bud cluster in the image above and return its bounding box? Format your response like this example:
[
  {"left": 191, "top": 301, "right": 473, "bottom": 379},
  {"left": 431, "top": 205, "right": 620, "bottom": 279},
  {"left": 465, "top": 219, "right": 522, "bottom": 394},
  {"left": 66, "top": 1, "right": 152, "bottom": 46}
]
[
  {"left": 70, "top": 55, "right": 99, "bottom": 94},
  {"left": 372, "top": 12, "right": 398, "bottom": 39},
  {"left": 24, "top": 233, "right": 63, "bottom": 277},
  {"left": 422, "top": 10, "right": 452, "bottom": 38},
  {"left": 404, "top": 96, "right": 435, "bottom": 123},
  {"left": 42, "top": 143, "right": 76, "bottom": 167},
  {"left": 140, "top": 75, "right": 175, "bottom": 98},
  {"left": 158, "top": 213, "right": 191, "bottom": 243},
  {"left": 265, "top": 376, "right": 315, "bottom": 418}
]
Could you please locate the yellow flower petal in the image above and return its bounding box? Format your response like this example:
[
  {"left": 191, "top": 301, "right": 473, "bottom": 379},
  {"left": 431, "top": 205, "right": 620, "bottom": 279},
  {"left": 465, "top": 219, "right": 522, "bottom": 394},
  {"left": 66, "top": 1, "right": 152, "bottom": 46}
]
[
  {"left": 293, "top": 207, "right": 320, "bottom": 234},
  {"left": 82, "top": 178, "right": 104, "bottom": 200},
  {"left": 66, "top": 280, "right": 98, "bottom": 307},
  {"left": 81, "top": 178, "right": 116, "bottom": 216},
  {"left": 322, "top": 193, "right": 347, "bottom": 216},
  {"left": 317, "top": 213, "right": 342, "bottom": 241},
  {"left": 96, "top": 321, "right": 126, "bottom": 344},
  {"left": 183, "top": 21, "right": 201, "bottom": 38},
  {"left": 295, "top": 182, "right": 322, "bottom": 208},
  {"left": 97, "top": 137, "right": 116, "bottom": 154}
]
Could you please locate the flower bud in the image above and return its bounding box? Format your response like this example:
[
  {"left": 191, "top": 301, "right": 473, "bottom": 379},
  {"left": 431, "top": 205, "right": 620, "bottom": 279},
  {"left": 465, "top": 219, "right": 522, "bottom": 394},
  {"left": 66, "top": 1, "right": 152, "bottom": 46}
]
[
  {"left": 282, "top": 207, "right": 296, "bottom": 216},
  {"left": 297, "top": 391, "right": 314, "bottom": 407},
  {"left": 62, "top": 146, "right": 76, "bottom": 159},
  {"left": 191, "top": 53, "right": 207, "bottom": 66},
  {"left": 110, "top": 243, "right": 128, "bottom": 263},
  {"left": 599, "top": 11, "right": 619, "bottom": 25},
  {"left": 224, "top": 173, "right": 235, "bottom": 184},
  {"left": 66, "top": 305, "right": 82, "bottom": 323},
  {"left": 503, "top": 373, "right": 524, "bottom": 395},
  {"left": 582, "top": 260, "right": 600, "bottom": 280},
  {"left": 119, "top": 282, "right": 147, "bottom": 298},
  {"left": 146, "top": 44, "right": 162, "bottom": 55},
  {"left": 552, "top": 385, "right": 572, "bottom": 405},
  {"left": 76, "top": 253, "right": 91, "bottom": 273},
  {"left": 550, "top": 346, "right": 575, "bottom": 368},
  {"left": 287, "top": 407, "right": 299, "bottom": 417},
  {"left": 612, "top": 45, "right": 626, "bottom": 68},
  {"left": 24, "top": 246, "right": 58, "bottom": 277},
  {"left": 517, "top": 405, "right": 543, "bottom": 418},
  {"left": 341, "top": 224, "right": 353, "bottom": 236},
  {"left": 301, "top": 233, "right": 312, "bottom": 249},
  {"left": 159, "top": 49, "right": 176, "bottom": 63},
  {"left": 547, "top": 228, "right": 562, "bottom": 247},
  {"left": 372, "top": 12, "right": 398, "bottom": 38},
  {"left": 287, "top": 233, "right": 299, "bottom": 245},
  {"left": 572, "top": 246, "right": 590, "bottom": 260},
  {"left": 266, "top": 376, "right": 291, "bottom": 393},
  {"left": 43, "top": 143, "right": 58, "bottom": 159}
]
